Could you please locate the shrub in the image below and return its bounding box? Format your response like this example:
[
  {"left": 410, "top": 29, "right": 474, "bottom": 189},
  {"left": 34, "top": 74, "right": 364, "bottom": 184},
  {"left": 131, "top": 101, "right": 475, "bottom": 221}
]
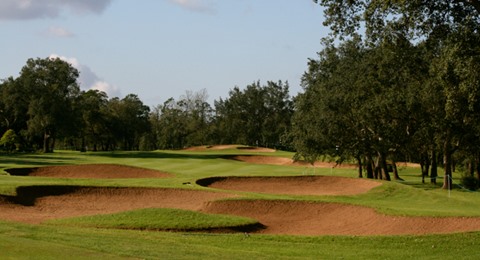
[
  {"left": 460, "top": 174, "right": 479, "bottom": 191},
  {"left": 0, "top": 129, "right": 18, "bottom": 152}
]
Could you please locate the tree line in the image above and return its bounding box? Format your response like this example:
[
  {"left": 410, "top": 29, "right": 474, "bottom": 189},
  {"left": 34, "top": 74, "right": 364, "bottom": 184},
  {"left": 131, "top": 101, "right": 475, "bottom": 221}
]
[
  {"left": 0, "top": 60, "right": 293, "bottom": 154},
  {"left": 297, "top": 0, "right": 480, "bottom": 189}
]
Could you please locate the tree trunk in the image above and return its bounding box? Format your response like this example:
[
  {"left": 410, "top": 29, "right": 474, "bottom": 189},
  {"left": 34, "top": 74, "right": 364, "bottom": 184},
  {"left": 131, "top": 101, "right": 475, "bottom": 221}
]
[
  {"left": 81, "top": 136, "right": 86, "bottom": 152},
  {"left": 476, "top": 155, "right": 480, "bottom": 184},
  {"left": 43, "top": 131, "right": 51, "bottom": 153},
  {"left": 366, "top": 154, "right": 374, "bottom": 179},
  {"left": 431, "top": 150, "right": 438, "bottom": 184},
  {"left": 356, "top": 155, "right": 363, "bottom": 178},
  {"left": 468, "top": 159, "right": 474, "bottom": 176},
  {"left": 392, "top": 160, "right": 403, "bottom": 181},
  {"left": 374, "top": 155, "right": 381, "bottom": 180},
  {"left": 442, "top": 139, "right": 453, "bottom": 190},
  {"left": 420, "top": 152, "right": 430, "bottom": 184},
  {"left": 50, "top": 137, "right": 56, "bottom": 153},
  {"left": 378, "top": 151, "right": 391, "bottom": 181}
]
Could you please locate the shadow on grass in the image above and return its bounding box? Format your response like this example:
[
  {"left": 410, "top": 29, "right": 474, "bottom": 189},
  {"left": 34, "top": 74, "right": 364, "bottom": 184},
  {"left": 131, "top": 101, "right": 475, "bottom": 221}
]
[
  {"left": 0, "top": 154, "right": 79, "bottom": 167},
  {"left": 90, "top": 151, "right": 230, "bottom": 161}
]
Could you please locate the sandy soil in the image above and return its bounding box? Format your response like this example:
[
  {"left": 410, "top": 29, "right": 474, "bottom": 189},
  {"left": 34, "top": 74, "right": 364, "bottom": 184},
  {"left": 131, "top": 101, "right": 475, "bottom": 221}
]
[
  {"left": 202, "top": 200, "right": 480, "bottom": 236},
  {"left": 0, "top": 186, "right": 236, "bottom": 224},
  {"left": 1, "top": 164, "right": 480, "bottom": 236},
  {"left": 197, "top": 176, "right": 381, "bottom": 196},
  {"left": 229, "top": 155, "right": 357, "bottom": 168},
  {"left": 184, "top": 145, "right": 276, "bottom": 153},
  {"left": 5, "top": 164, "right": 171, "bottom": 179}
]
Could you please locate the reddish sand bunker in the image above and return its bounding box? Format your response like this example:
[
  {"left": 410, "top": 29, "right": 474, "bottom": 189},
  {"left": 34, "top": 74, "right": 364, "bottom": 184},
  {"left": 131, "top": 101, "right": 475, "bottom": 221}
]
[
  {"left": 203, "top": 200, "right": 480, "bottom": 236},
  {"left": 1, "top": 186, "right": 480, "bottom": 235},
  {"left": 198, "top": 176, "right": 381, "bottom": 196},
  {"left": 0, "top": 186, "right": 236, "bottom": 224},
  {"left": 185, "top": 145, "right": 276, "bottom": 153},
  {"left": 1, "top": 164, "right": 480, "bottom": 236},
  {"left": 230, "top": 155, "right": 357, "bottom": 168},
  {"left": 5, "top": 164, "right": 171, "bottom": 179}
]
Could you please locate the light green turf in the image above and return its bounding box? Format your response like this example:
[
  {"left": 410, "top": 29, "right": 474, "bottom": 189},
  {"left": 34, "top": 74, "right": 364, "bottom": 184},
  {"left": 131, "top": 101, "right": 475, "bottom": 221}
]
[
  {"left": 1, "top": 149, "right": 480, "bottom": 259},
  {"left": 47, "top": 208, "right": 259, "bottom": 231}
]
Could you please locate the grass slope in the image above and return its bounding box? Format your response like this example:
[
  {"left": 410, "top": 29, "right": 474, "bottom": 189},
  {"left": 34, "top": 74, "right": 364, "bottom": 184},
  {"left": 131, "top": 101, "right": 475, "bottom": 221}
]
[
  {"left": 1, "top": 221, "right": 480, "bottom": 259},
  {"left": 47, "top": 208, "right": 260, "bottom": 231}
]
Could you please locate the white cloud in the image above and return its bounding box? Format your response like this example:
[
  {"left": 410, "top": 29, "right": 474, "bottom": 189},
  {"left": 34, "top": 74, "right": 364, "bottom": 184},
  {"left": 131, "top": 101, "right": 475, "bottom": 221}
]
[
  {"left": 49, "top": 54, "right": 121, "bottom": 98},
  {"left": 168, "top": 0, "right": 217, "bottom": 15},
  {"left": 0, "top": 0, "right": 113, "bottom": 20},
  {"left": 90, "top": 81, "right": 121, "bottom": 98},
  {"left": 44, "top": 26, "right": 75, "bottom": 38}
]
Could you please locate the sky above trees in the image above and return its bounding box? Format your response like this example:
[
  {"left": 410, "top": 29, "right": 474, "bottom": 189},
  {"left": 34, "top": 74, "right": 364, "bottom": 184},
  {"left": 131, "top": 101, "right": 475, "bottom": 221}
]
[{"left": 0, "top": 0, "right": 326, "bottom": 106}]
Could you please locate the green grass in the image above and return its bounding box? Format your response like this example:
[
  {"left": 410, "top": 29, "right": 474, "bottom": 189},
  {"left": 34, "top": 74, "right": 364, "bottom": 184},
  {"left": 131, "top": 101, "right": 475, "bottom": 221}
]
[
  {"left": 1, "top": 149, "right": 480, "bottom": 259},
  {"left": 47, "top": 208, "right": 260, "bottom": 231},
  {"left": 1, "top": 221, "right": 480, "bottom": 259}
]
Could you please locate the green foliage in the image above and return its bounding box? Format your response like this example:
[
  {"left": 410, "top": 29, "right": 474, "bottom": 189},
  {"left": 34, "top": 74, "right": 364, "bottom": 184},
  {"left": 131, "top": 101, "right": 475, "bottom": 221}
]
[
  {"left": 0, "top": 129, "right": 18, "bottom": 152},
  {"left": 1, "top": 57, "right": 80, "bottom": 153},
  {"left": 215, "top": 81, "right": 293, "bottom": 149},
  {"left": 315, "top": 0, "right": 480, "bottom": 42}
]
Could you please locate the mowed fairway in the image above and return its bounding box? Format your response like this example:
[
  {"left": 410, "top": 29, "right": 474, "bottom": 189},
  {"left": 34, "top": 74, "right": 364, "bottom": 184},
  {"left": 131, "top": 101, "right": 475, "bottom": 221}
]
[{"left": 1, "top": 146, "right": 480, "bottom": 259}]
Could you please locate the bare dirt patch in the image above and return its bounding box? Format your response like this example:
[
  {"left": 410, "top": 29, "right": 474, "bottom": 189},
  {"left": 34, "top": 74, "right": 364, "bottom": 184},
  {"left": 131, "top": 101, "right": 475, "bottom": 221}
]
[
  {"left": 197, "top": 176, "right": 381, "bottom": 196},
  {"left": 5, "top": 164, "right": 171, "bottom": 179}
]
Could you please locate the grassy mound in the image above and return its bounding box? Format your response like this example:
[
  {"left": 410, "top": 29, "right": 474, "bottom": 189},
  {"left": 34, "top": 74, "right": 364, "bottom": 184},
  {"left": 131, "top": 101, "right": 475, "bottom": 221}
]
[{"left": 47, "top": 208, "right": 263, "bottom": 232}]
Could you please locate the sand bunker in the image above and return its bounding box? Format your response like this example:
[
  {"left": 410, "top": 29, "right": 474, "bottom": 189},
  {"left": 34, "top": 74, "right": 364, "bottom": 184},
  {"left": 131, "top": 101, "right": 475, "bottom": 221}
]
[
  {"left": 1, "top": 164, "right": 480, "bottom": 236},
  {"left": 229, "top": 155, "right": 357, "bottom": 168},
  {"left": 197, "top": 176, "right": 381, "bottom": 196},
  {"left": 1, "top": 186, "right": 480, "bottom": 235},
  {"left": 0, "top": 186, "right": 236, "bottom": 224},
  {"left": 202, "top": 200, "right": 480, "bottom": 236},
  {"left": 5, "top": 164, "right": 171, "bottom": 179},
  {"left": 184, "top": 145, "right": 275, "bottom": 153}
]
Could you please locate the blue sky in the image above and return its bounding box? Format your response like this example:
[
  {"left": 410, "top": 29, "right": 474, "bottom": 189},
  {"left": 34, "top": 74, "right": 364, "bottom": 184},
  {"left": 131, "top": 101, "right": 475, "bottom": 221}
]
[{"left": 0, "top": 0, "right": 327, "bottom": 107}]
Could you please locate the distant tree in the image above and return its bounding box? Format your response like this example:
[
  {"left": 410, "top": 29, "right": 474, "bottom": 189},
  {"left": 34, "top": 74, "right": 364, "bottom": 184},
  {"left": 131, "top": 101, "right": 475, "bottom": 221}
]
[
  {"left": 178, "top": 89, "right": 214, "bottom": 147},
  {"left": 77, "top": 89, "right": 109, "bottom": 151},
  {"left": 12, "top": 57, "right": 80, "bottom": 153},
  {"left": 214, "top": 81, "right": 293, "bottom": 148},
  {"left": 150, "top": 89, "right": 213, "bottom": 150},
  {"left": 106, "top": 94, "right": 150, "bottom": 150}
]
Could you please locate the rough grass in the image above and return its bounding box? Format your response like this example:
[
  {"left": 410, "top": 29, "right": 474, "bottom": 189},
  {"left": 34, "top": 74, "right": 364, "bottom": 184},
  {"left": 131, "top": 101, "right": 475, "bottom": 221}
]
[{"left": 47, "top": 208, "right": 260, "bottom": 231}]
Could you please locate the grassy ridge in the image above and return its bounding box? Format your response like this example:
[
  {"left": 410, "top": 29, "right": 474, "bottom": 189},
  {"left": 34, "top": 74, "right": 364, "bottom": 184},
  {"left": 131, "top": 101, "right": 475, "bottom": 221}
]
[{"left": 47, "top": 208, "right": 260, "bottom": 231}]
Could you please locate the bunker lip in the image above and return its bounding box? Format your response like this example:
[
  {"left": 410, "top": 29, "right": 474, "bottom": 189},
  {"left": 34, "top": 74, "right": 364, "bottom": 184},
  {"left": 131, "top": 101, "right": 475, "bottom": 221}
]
[
  {"left": 202, "top": 199, "right": 480, "bottom": 236},
  {"left": 1, "top": 164, "right": 479, "bottom": 236},
  {"left": 184, "top": 145, "right": 276, "bottom": 153},
  {"left": 225, "top": 155, "right": 358, "bottom": 168},
  {"left": 5, "top": 164, "right": 171, "bottom": 179},
  {"left": 0, "top": 185, "right": 238, "bottom": 224},
  {"left": 196, "top": 175, "right": 382, "bottom": 196},
  {"left": 0, "top": 184, "right": 480, "bottom": 235}
]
